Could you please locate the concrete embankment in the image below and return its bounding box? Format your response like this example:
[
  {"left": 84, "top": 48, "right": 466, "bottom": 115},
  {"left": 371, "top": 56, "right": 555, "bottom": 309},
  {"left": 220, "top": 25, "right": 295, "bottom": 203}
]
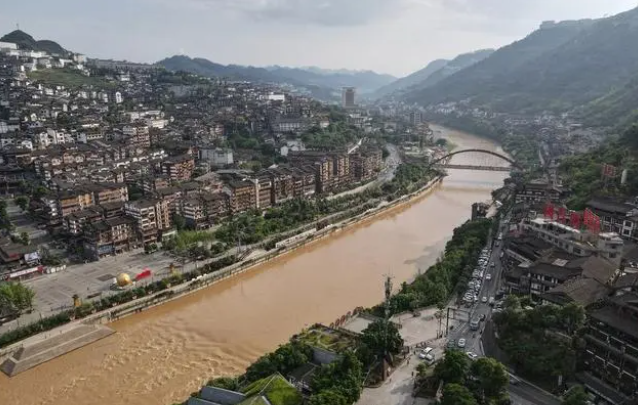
[
  {"left": 0, "top": 176, "right": 444, "bottom": 373},
  {"left": 0, "top": 324, "right": 114, "bottom": 376}
]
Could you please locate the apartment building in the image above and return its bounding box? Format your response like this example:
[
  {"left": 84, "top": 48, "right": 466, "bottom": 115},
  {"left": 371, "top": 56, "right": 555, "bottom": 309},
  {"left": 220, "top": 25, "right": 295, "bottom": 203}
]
[
  {"left": 350, "top": 149, "right": 382, "bottom": 182},
  {"left": 181, "top": 192, "right": 228, "bottom": 230},
  {"left": 581, "top": 292, "right": 638, "bottom": 403},
  {"left": 510, "top": 255, "right": 617, "bottom": 301},
  {"left": 56, "top": 190, "right": 94, "bottom": 218},
  {"left": 161, "top": 155, "right": 195, "bottom": 182},
  {"left": 331, "top": 154, "right": 351, "bottom": 189},
  {"left": 587, "top": 197, "right": 638, "bottom": 240},
  {"left": 83, "top": 216, "right": 137, "bottom": 259},
  {"left": 88, "top": 183, "right": 129, "bottom": 205},
  {"left": 125, "top": 199, "right": 171, "bottom": 245},
  {"left": 515, "top": 178, "right": 564, "bottom": 205},
  {"left": 315, "top": 158, "right": 334, "bottom": 194},
  {"left": 223, "top": 180, "right": 256, "bottom": 214},
  {"left": 520, "top": 217, "right": 624, "bottom": 264},
  {"left": 122, "top": 123, "right": 151, "bottom": 148},
  {"left": 255, "top": 175, "right": 273, "bottom": 210},
  {"left": 64, "top": 207, "right": 102, "bottom": 235}
]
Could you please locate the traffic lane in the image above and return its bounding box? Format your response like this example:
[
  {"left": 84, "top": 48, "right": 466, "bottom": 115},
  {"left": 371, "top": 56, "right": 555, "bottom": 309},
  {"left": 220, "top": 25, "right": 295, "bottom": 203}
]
[{"left": 508, "top": 381, "right": 561, "bottom": 405}]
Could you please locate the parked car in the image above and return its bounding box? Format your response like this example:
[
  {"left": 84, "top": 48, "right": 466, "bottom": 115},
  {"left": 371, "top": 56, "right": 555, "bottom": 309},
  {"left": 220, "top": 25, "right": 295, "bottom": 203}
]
[
  {"left": 446, "top": 340, "right": 456, "bottom": 350},
  {"left": 479, "top": 313, "right": 486, "bottom": 322},
  {"left": 486, "top": 273, "right": 492, "bottom": 281},
  {"left": 488, "top": 297, "right": 495, "bottom": 306},
  {"left": 481, "top": 296, "right": 488, "bottom": 303},
  {"left": 457, "top": 338, "right": 466, "bottom": 348},
  {"left": 466, "top": 351, "right": 479, "bottom": 360}
]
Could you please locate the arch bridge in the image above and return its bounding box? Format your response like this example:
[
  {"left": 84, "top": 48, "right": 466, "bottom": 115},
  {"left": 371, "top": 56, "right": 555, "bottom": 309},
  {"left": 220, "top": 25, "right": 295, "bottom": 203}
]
[{"left": 429, "top": 149, "right": 520, "bottom": 172}]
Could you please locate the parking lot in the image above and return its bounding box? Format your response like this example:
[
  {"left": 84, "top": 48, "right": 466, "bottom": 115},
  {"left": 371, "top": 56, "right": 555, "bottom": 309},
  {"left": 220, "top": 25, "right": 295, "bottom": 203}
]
[{"left": 0, "top": 249, "right": 188, "bottom": 333}]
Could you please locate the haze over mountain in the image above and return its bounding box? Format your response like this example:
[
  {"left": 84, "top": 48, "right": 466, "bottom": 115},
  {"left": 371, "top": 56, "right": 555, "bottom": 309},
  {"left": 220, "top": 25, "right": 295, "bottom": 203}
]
[
  {"left": 157, "top": 55, "right": 396, "bottom": 97},
  {"left": 402, "top": 6, "right": 638, "bottom": 125},
  {"left": 372, "top": 59, "right": 448, "bottom": 99},
  {"left": 374, "top": 49, "right": 494, "bottom": 99}
]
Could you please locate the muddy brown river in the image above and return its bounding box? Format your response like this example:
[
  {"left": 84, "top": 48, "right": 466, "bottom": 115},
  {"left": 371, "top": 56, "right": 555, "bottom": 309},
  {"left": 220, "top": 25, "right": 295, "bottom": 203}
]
[{"left": 0, "top": 126, "right": 509, "bottom": 405}]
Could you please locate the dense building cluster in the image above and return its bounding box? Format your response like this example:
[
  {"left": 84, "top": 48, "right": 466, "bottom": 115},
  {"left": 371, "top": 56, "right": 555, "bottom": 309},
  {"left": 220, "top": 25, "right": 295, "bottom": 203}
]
[
  {"left": 502, "top": 184, "right": 638, "bottom": 403},
  {"left": 0, "top": 42, "right": 383, "bottom": 265}
]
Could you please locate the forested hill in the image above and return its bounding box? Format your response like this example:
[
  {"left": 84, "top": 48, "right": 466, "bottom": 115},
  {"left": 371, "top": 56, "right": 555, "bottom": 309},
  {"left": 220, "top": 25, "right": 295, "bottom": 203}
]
[
  {"left": 560, "top": 125, "right": 638, "bottom": 210},
  {"left": 404, "top": 7, "right": 638, "bottom": 121},
  {"left": 0, "top": 30, "right": 68, "bottom": 56},
  {"left": 157, "top": 55, "right": 395, "bottom": 96}
]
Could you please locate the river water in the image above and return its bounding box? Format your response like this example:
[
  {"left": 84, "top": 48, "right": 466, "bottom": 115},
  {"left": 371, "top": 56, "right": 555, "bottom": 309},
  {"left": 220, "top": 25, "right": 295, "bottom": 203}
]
[{"left": 0, "top": 126, "right": 509, "bottom": 405}]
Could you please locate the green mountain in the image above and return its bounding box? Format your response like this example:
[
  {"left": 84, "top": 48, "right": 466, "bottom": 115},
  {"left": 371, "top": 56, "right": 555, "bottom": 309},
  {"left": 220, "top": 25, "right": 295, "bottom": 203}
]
[
  {"left": 576, "top": 71, "right": 638, "bottom": 128},
  {"left": 413, "top": 49, "right": 495, "bottom": 91},
  {"left": 0, "top": 30, "right": 68, "bottom": 56},
  {"left": 157, "top": 55, "right": 395, "bottom": 97},
  {"left": 372, "top": 59, "right": 449, "bottom": 99},
  {"left": 405, "top": 17, "right": 619, "bottom": 112}
]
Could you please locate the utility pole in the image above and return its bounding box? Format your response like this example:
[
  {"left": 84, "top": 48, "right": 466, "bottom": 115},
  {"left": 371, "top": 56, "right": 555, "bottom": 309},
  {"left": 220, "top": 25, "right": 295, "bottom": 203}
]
[{"left": 383, "top": 275, "right": 393, "bottom": 362}]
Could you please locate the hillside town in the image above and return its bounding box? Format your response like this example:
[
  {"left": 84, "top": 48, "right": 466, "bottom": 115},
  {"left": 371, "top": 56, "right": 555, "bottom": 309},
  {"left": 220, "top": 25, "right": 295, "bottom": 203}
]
[
  {"left": 0, "top": 35, "right": 406, "bottom": 276},
  {"left": 1, "top": 19, "right": 638, "bottom": 405}
]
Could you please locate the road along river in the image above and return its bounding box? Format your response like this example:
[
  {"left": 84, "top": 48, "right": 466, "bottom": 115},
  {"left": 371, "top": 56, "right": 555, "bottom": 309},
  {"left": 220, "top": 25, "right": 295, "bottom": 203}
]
[{"left": 0, "top": 126, "right": 510, "bottom": 405}]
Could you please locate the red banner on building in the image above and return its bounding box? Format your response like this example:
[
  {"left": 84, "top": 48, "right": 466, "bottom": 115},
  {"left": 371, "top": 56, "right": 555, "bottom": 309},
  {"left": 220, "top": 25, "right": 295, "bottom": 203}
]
[
  {"left": 602, "top": 163, "right": 617, "bottom": 178},
  {"left": 584, "top": 208, "right": 601, "bottom": 234},
  {"left": 557, "top": 207, "right": 566, "bottom": 224},
  {"left": 570, "top": 212, "right": 582, "bottom": 229},
  {"left": 544, "top": 203, "right": 554, "bottom": 220}
]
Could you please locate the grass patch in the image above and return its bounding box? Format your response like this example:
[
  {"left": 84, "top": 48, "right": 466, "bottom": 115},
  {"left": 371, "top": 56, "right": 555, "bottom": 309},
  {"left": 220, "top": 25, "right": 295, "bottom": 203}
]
[
  {"left": 28, "top": 68, "right": 113, "bottom": 89},
  {"left": 295, "top": 325, "right": 356, "bottom": 353},
  {"left": 241, "top": 374, "right": 302, "bottom": 405}
]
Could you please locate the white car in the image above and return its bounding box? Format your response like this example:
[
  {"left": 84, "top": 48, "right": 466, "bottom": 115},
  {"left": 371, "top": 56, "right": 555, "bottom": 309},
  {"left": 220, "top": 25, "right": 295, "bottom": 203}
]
[
  {"left": 466, "top": 351, "right": 479, "bottom": 360},
  {"left": 457, "top": 338, "right": 466, "bottom": 348},
  {"left": 486, "top": 274, "right": 492, "bottom": 281},
  {"left": 481, "top": 296, "right": 488, "bottom": 303}
]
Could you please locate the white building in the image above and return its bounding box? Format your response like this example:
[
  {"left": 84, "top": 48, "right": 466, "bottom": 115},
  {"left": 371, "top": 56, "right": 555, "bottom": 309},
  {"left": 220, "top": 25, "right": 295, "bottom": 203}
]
[
  {"left": 115, "top": 91, "right": 123, "bottom": 104},
  {"left": 0, "top": 41, "right": 18, "bottom": 51},
  {"left": 267, "top": 92, "right": 285, "bottom": 102},
  {"left": 199, "top": 147, "right": 234, "bottom": 167},
  {"left": 520, "top": 216, "right": 624, "bottom": 264}
]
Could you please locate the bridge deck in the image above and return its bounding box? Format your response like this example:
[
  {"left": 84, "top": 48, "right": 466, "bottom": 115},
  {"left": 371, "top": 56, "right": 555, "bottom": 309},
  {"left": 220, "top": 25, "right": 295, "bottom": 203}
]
[{"left": 434, "top": 164, "right": 512, "bottom": 172}]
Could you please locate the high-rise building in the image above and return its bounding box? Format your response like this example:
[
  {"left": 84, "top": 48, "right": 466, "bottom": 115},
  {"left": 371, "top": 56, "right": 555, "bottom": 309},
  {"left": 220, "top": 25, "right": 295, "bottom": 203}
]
[{"left": 342, "top": 87, "right": 356, "bottom": 109}]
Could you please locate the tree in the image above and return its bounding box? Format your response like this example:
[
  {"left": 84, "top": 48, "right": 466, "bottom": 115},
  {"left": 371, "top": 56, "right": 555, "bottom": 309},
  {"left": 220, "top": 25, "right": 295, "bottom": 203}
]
[
  {"left": 503, "top": 295, "right": 521, "bottom": 312},
  {"left": 19, "top": 231, "right": 30, "bottom": 246},
  {"left": 14, "top": 196, "right": 29, "bottom": 211},
  {"left": 311, "top": 351, "right": 363, "bottom": 404},
  {"left": 470, "top": 357, "right": 509, "bottom": 400},
  {"left": 0, "top": 282, "right": 35, "bottom": 313},
  {"left": 562, "top": 385, "right": 590, "bottom": 405},
  {"left": 561, "top": 303, "right": 586, "bottom": 335},
  {"left": 172, "top": 214, "right": 186, "bottom": 231},
  {"left": 440, "top": 383, "right": 478, "bottom": 405},
  {"left": 434, "top": 350, "right": 469, "bottom": 385},
  {"left": 359, "top": 319, "right": 404, "bottom": 361},
  {"left": 308, "top": 390, "right": 349, "bottom": 405}
]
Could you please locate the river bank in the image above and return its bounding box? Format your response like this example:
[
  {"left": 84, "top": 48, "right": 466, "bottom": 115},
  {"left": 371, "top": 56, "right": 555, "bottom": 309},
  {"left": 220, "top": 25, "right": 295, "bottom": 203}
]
[
  {"left": 0, "top": 175, "right": 445, "bottom": 370},
  {"left": 0, "top": 125, "right": 509, "bottom": 405}
]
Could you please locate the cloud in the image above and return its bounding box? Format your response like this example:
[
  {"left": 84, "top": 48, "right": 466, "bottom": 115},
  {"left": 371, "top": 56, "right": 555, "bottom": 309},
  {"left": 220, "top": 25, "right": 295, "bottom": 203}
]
[{"left": 168, "top": 0, "right": 407, "bottom": 26}]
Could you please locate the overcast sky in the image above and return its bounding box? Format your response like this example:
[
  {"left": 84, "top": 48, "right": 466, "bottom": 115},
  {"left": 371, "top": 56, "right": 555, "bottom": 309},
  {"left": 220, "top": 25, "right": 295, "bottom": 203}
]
[{"left": 1, "top": 0, "right": 636, "bottom": 76}]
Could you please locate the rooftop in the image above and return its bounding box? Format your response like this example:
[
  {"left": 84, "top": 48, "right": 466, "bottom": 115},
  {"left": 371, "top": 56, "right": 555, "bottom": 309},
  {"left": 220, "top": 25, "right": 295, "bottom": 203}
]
[
  {"left": 587, "top": 197, "right": 637, "bottom": 215},
  {"left": 542, "top": 277, "right": 610, "bottom": 307},
  {"left": 589, "top": 293, "right": 638, "bottom": 339}
]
